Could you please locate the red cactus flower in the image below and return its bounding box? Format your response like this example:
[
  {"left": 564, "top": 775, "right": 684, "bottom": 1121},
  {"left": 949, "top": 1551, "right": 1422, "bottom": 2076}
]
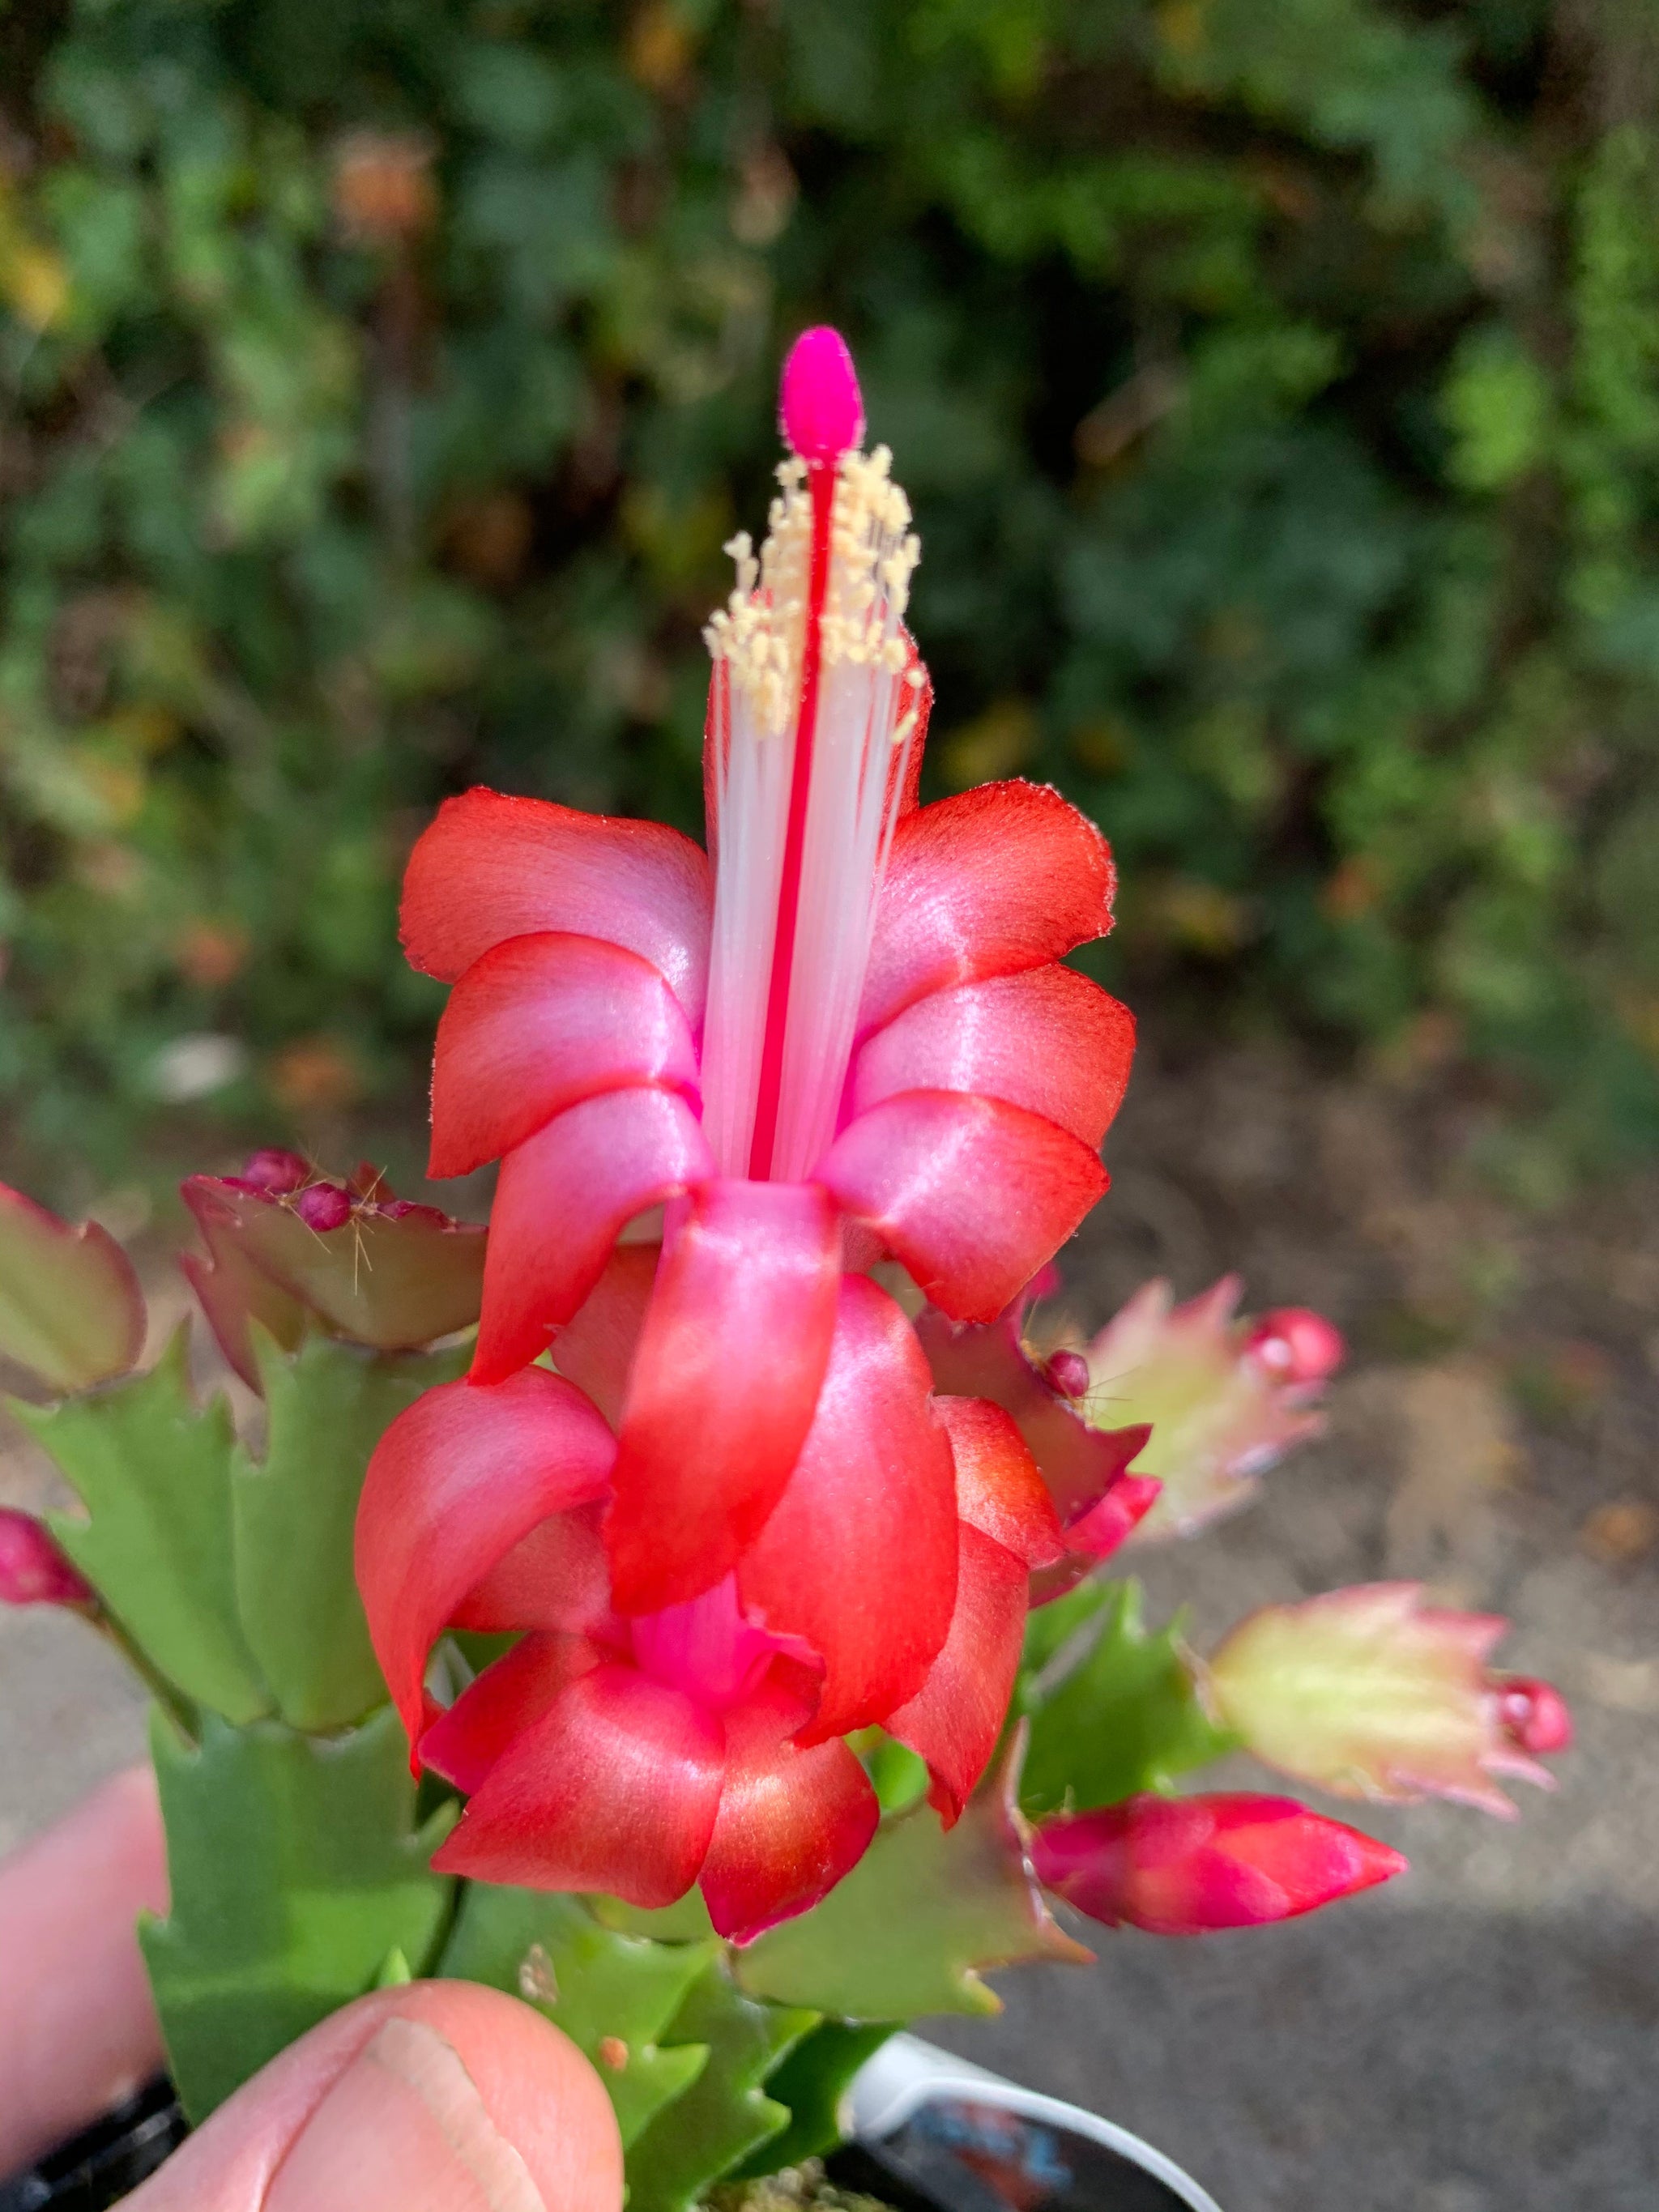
[
  {"left": 0, "top": 1508, "right": 93, "bottom": 1609},
  {"left": 1030, "top": 1792, "right": 1406, "bottom": 1936},
  {"left": 356, "top": 1291, "right": 1065, "bottom": 1937},
  {"left": 397, "top": 328, "right": 1133, "bottom": 1626}
]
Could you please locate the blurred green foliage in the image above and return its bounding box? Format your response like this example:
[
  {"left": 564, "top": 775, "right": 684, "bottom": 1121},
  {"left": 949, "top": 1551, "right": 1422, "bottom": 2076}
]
[{"left": 5, "top": 0, "right": 1659, "bottom": 1178}]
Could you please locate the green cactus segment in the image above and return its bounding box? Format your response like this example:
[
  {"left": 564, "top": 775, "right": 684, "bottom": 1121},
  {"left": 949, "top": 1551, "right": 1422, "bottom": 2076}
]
[
  {"left": 440, "top": 1886, "right": 719, "bottom": 2146},
  {"left": 727, "top": 2021, "right": 900, "bottom": 2176},
  {"left": 1019, "top": 1579, "right": 1237, "bottom": 1816},
  {"left": 232, "top": 1334, "right": 467, "bottom": 1732},
  {"left": 591, "top": 1888, "right": 719, "bottom": 1941},
  {"left": 625, "top": 1962, "right": 820, "bottom": 2212},
  {"left": 18, "top": 1329, "right": 269, "bottom": 1724},
  {"left": 0, "top": 1183, "right": 143, "bottom": 1394},
  {"left": 141, "top": 1704, "right": 456, "bottom": 2121},
  {"left": 736, "top": 1741, "right": 1090, "bottom": 2020}
]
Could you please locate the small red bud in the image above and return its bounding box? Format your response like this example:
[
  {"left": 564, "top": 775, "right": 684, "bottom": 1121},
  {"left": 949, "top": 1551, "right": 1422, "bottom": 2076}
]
[
  {"left": 1045, "top": 1349, "right": 1091, "bottom": 1400},
  {"left": 780, "top": 326, "right": 864, "bottom": 464},
  {"left": 1245, "top": 1308, "right": 1345, "bottom": 1387},
  {"left": 1495, "top": 1676, "right": 1573, "bottom": 1757},
  {"left": 1033, "top": 1792, "right": 1406, "bottom": 1937},
  {"left": 240, "top": 1148, "right": 311, "bottom": 1194},
  {"left": 0, "top": 1509, "right": 94, "bottom": 1608},
  {"left": 293, "top": 1182, "right": 353, "bottom": 1231}
]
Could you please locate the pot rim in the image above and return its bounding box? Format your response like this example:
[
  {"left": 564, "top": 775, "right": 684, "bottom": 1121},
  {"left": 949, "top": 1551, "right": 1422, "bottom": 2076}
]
[{"left": 844, "top": 2033, "right": 1223, "bottom": 2212}]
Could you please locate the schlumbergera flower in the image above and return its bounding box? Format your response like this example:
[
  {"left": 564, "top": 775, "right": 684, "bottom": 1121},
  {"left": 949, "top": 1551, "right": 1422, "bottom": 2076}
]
[
  {"left": 1205, "top": 1584, "right": 1573, "bottom": 1818},
  {"left": 357, "top": 328, "right": 1139, "bottom": 1935},
  {"left": 1031, "top": 1794, "right": 1406, "bottom": 1937}
]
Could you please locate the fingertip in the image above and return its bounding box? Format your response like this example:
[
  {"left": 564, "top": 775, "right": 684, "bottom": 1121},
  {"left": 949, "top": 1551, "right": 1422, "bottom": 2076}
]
[
  {"left": 0, "top": 1762, "right": 169, "bottom": 2175},
  {"left": 127, "top": 1980, "right": 623, "bottom": 2212}
]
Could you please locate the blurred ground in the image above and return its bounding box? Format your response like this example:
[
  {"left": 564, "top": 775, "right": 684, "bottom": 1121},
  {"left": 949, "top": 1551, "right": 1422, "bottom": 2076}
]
[{"left": 3, "top": 1038, "right": 1657, "bottom": 2211}]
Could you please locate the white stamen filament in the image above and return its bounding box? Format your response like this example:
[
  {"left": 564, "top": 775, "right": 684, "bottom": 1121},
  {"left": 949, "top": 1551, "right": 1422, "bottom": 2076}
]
[{"left": 701, "top": 444, "right": 923, "bottom": 1179}]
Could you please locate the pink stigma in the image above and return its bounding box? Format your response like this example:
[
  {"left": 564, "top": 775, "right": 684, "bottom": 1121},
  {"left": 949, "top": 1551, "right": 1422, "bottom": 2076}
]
[{"left": 780, "top": 326, "right": 864, "bottom": 463}]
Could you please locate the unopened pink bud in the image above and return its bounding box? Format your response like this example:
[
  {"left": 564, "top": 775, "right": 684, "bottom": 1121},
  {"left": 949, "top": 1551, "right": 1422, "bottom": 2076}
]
[
  {"left": 1495, "top": 1676, "right": 1573, "bottom": 1757},
  {"left": 780, "top": 326, "right": 864, "bottom": 464},
  {"left": 1032, "top": 1793, "right": 1405, "bottom": 1937},
  {"left": 1045, "top": 1349, "right": 1090, "bottom": 1400},
  {"left": 1245, "top": 1308, "right": 1345, "bottom": 1388},
  {"left": 240, "top": 1149, "right": 311, "bottom": 1193},
  {"left": 0, "top": 1509, "right": 93, "bottom": 1607},
  {"left": 293, "top": 1182, "right": 353, "bottom": 1231}
]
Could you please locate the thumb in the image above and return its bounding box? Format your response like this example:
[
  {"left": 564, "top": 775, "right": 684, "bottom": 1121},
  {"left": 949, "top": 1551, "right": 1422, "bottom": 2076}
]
[{"left": 126, "top": 1980, "right": 623, "bottom": 2212}]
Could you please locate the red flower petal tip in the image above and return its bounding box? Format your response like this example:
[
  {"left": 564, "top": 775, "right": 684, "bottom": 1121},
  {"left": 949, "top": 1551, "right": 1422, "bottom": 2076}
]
[
  {"left": 0, "top": 1509, "right": 92, "bottom": 1608},
  {"left": 780, "top": 326, "right": 864, "bottom": 463},
  {"left": 1496, "top": 1676, "right": 1573, "bottom": 1757}
]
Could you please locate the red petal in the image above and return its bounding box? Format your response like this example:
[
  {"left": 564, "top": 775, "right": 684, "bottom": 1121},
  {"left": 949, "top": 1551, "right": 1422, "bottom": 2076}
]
[
  {"left": 420, "top": 1630, "right": 600, "bottom": 1794},
  {"left": 429, "top": 933, "right": 702, "bottom": 1179},
  {"left": 451, "top": 1502, "right": 613, "bottom": 1636},
  {"left": 699, "top": 1688, "right": 880, "bottom": 1943},
  {"left": 936, "top": 1397, "right": 1064, "bottom": 1568},
  {"left": 887, "top": 1524, "right": 1029, "bottom": 1826},
  {"left": 354, "top": 1370, "right": 616, "bottom": 1744},
  {"left": 817, "top": 1092, "right": 1109, "bottom": 1324},
  {"left": 401, "top": 787, "right": 713, "bottom": 1023},
  {"left": 859, "top": 782, "right": 1115, "bottom": 1034},
  {"left": 738, "top": 1274, "right": 958, "bottom": 1741},
  {"left": 552, "top": 1245, "right": 660, "bottom": 1428},
  {"left": 473, "top": 1089, "right": 714, "bottom": 1384},
  {"left": 852, "top": 966, "right": 1134, "bottom": 1150},
  {"left": 917, "top": 1303, "right": 1147, "bottom": 1528},
  {"left": 607, "top": 1182, "right": 841, "bottom": 1614},
  {"left": 432, "top": 1660, "right": 726, "bottom": 1903}
]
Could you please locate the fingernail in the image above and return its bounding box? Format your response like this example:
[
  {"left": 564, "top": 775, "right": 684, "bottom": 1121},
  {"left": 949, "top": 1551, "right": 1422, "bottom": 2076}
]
[{"left": 264, "top": 2015, "right": 545, "bottom": 2212}]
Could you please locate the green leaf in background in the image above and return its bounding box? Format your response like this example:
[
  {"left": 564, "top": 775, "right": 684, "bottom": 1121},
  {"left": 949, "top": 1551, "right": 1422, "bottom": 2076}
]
[
  {"left": 0, "top": 1180, "right": 144, "bottom": 1394},
  {"left": 141, "top": 1703, "right": 456, "bottom": 2121},
  {"left": 17, "top": 1329, "right": 269, "bottom": 1724},
  {"left": 727, "top": 2021, "right": 900, "bottom": 2176},
  {"left": 232, "top": 1333, "right": 468, "bottom": 1732},
  {"left": 1019, "top": 1580, "right": 1237, "bottom": 1817},
  {"left": 736, "top": 1737, "right": 1090, "bottom": 2020},
  {"left": 440, "top": 1887, "right": 717, "bottom": 2146},
  {"left": 625, "top": 1962, "right": 819, "bottom": 2212}
]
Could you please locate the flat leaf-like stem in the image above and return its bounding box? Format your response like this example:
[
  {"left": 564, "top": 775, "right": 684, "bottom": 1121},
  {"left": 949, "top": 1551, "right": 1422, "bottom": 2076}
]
[
  {"left": 141, "top": 1704, "right": 456, "bottom": 2120},
  {"left": 735, "top": 1735, "right": 1090, "bottom": 2020},
  {"left": 727, "top": 2021, "right": 900, "bottom": 2176},
  {"left": 19, "top": 1331, "right": 269, "bottom": 1724},
  {"left": 0, "top": 1181, "right": 144, "bottom": 1394},
  {"left": 440, "top": 1887, "right": 718, "bottom": 2146},
  {"left": 625, "top": 1963, "right": 819, "bottom": 2212},
  {"left": 232, "top": 1333, "right": 467, "bottom": 1730},
  {"left": 1019, "top": 1579, "right": 1236, "bottom": 1815}
]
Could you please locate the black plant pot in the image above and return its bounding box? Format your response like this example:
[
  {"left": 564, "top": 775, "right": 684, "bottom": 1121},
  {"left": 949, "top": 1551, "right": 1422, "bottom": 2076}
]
[
  {"left": 0, "top": 2082, "right": 187, "bottom": 2212},
  {"left": 0, "top": 2038, "right": 1218, "bottom": 2212}
]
